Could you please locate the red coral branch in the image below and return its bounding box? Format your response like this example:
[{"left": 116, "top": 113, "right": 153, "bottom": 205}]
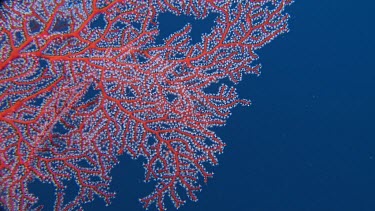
[{"left": 0, "top": 0, "right": 292, "bottom": 210}]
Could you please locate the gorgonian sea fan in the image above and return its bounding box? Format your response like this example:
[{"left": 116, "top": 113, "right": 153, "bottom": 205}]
[{"left": 0, "top": 0, "right": 293, "bottom": 210}]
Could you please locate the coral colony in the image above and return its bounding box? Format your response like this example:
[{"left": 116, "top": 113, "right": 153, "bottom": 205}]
[{"left": 0, "top": 0, "right": 292, "bottom": 210}]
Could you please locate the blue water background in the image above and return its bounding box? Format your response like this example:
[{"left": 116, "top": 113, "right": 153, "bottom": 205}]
[{"left": 10, "top": 1, "right": 375, "bottom": 211}]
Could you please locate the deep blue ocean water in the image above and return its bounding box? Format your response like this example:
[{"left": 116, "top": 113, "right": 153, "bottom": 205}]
[{"left": 2, "top": 1, "right": 375, "bottom": 211}]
